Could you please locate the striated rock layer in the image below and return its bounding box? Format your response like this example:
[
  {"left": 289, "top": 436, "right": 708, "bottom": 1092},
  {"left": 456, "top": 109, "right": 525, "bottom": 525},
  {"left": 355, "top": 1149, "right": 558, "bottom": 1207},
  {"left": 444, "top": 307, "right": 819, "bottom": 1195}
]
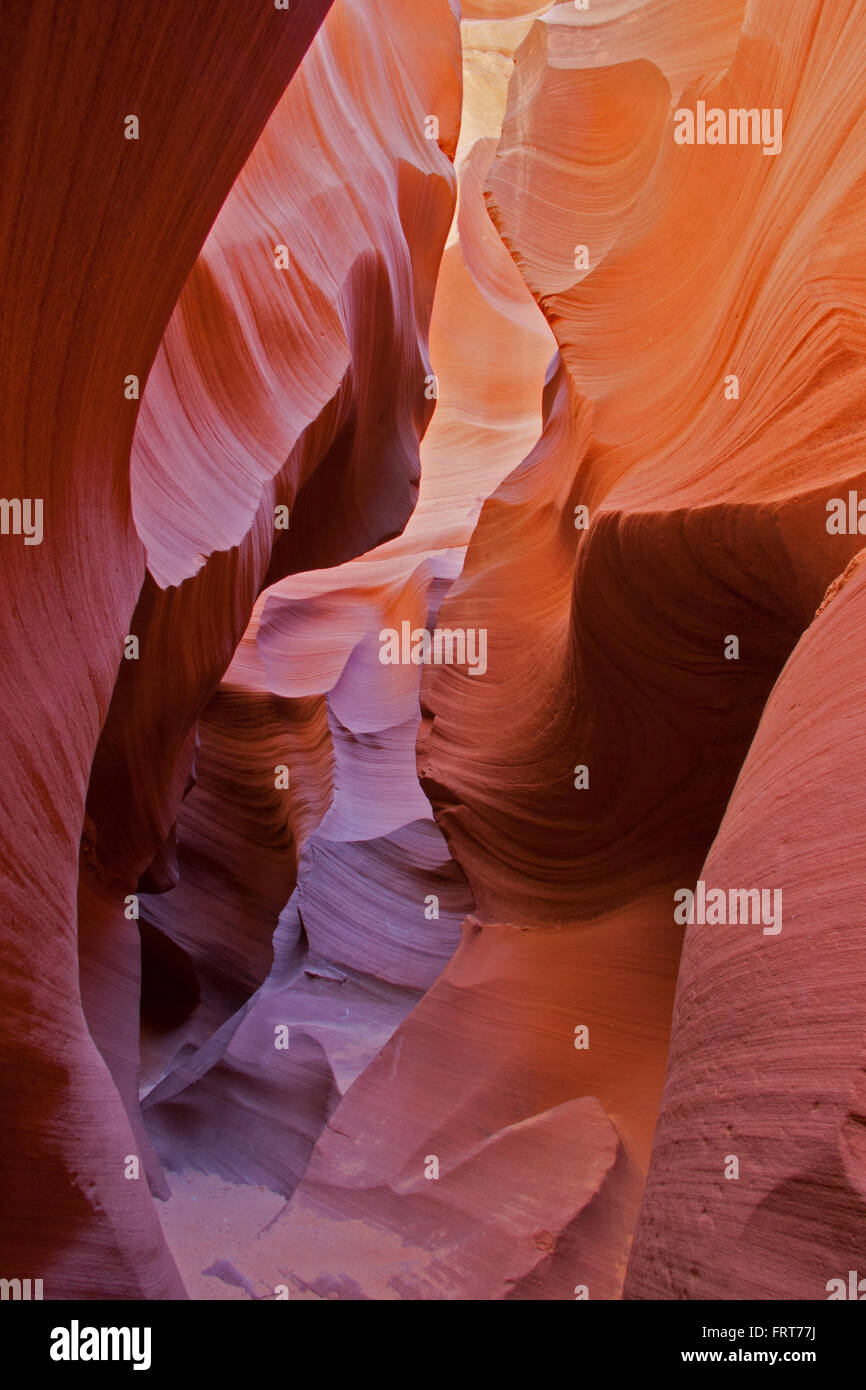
[
  {"left": 85, "top": 0, "right": 462, "bottom": 1229},
  {"left": 141, "top": 1, "right": 553, "bottom": 1221},
  {"left": 4, "top": 0, "right": 866, "bottom": 1304},
  {"left": 626, "top": 553, "right": 866, "bottom": 1298},
  {"left": 0, "top": 0, "right": 332, "bottom": 1300},
  {"left": 267, "top": 0, "right": 866, "bottom": 1298},
  {"left": 417, "top": 0, "right": 866, "bottom": 1299}
]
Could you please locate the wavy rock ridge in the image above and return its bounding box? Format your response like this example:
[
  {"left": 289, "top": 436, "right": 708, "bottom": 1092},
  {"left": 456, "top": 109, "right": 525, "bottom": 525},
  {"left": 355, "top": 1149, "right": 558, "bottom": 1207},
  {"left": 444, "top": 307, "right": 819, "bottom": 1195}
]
[{"left": 2, "top": 0, "right": 865, "bottom": 1302}]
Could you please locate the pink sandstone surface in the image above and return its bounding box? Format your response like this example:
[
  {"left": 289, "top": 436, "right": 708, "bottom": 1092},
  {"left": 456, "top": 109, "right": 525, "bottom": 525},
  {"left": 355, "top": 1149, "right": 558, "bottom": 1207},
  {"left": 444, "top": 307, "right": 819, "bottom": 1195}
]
[{"left": 1, "top": 0, "right": 864, "bottom": 1301}]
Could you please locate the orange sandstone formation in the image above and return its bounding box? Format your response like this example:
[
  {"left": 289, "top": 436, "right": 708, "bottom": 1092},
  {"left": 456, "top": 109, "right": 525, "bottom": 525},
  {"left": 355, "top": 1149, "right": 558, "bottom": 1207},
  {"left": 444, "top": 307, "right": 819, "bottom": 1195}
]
[
  {"left": 419, "top": 0, "right": 866, "bottom": 1297},
  {"left": 3, "top": 0, "right": 866, "bottom": 1304}
]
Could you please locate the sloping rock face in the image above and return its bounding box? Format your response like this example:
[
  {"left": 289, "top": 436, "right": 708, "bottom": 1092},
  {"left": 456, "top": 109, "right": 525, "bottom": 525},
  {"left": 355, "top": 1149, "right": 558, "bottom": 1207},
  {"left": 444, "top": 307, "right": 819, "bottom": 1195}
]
[
  {"left": 0, "top": 0, "right": 332, "bottom": 1301},
  {"left": 3, "top": 0, "right": 866, "bottom": 1303},
  {"left": 625, "top": 556, "right": 866, "bottom": 1300}
]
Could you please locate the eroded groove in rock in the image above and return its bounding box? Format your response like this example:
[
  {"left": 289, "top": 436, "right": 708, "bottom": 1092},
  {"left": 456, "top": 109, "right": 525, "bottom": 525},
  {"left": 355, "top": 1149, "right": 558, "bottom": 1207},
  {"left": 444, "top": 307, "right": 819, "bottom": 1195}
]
[
  {"left": 92, "top": 0, "right": 468, "bottom": 1210},
  {"left": 138, "top": 4, "right": 561, "bottom": 1284}
]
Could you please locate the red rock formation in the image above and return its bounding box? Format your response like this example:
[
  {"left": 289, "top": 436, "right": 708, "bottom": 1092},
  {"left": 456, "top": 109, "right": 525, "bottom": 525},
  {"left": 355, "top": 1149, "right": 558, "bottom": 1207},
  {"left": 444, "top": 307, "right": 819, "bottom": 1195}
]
[
  {"left": 134, "top": 1, "right": 555, "bottom": 1226},
  {"left": 0, "top": 0, "right": 331, "bottom": 1300},
  {"left": 626, "top": 556, "right": 866, "bottom": 1299},
  {"left": 414, "top": 0, "right": 866, "bottom": 1299},
  {"left": 5, "top": 0, "right": 866, "bottom": 1305},
  {"left": 114, "top": 0, "right": 464, "bottom": 1203},
  {"left": 284, "top": 0, "right": 865, "bottom": 1299}
]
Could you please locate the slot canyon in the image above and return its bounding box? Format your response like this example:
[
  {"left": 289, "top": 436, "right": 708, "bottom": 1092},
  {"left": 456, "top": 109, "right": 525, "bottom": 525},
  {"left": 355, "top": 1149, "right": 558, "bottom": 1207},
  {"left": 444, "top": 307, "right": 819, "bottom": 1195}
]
[{"left": 2, "top": 0, "right": 865, "bottom": 1302}]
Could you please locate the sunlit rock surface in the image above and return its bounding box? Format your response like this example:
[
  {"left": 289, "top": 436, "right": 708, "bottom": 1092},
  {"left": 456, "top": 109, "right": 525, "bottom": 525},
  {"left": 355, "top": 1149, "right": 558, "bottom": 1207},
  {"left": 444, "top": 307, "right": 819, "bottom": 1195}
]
[{"left": 2, "top": 0, "right": 865, "bottom": 1301}]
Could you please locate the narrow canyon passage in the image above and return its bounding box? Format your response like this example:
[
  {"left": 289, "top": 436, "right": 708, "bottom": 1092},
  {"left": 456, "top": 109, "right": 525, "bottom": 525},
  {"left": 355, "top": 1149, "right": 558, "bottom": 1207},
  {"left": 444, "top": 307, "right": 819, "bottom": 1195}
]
[{"left": 2, "top": 0, "right": 866, "bottom": 1306}]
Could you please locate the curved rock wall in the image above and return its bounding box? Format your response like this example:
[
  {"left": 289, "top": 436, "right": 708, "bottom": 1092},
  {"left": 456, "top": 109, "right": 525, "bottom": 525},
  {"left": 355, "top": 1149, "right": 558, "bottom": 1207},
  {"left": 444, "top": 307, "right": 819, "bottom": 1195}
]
[
  {"left": 3, "top": 0, "right": 865, "bottom": 1302},
  {"left": 0, "top": 0, "right": 332, "bottom": 1301}
]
